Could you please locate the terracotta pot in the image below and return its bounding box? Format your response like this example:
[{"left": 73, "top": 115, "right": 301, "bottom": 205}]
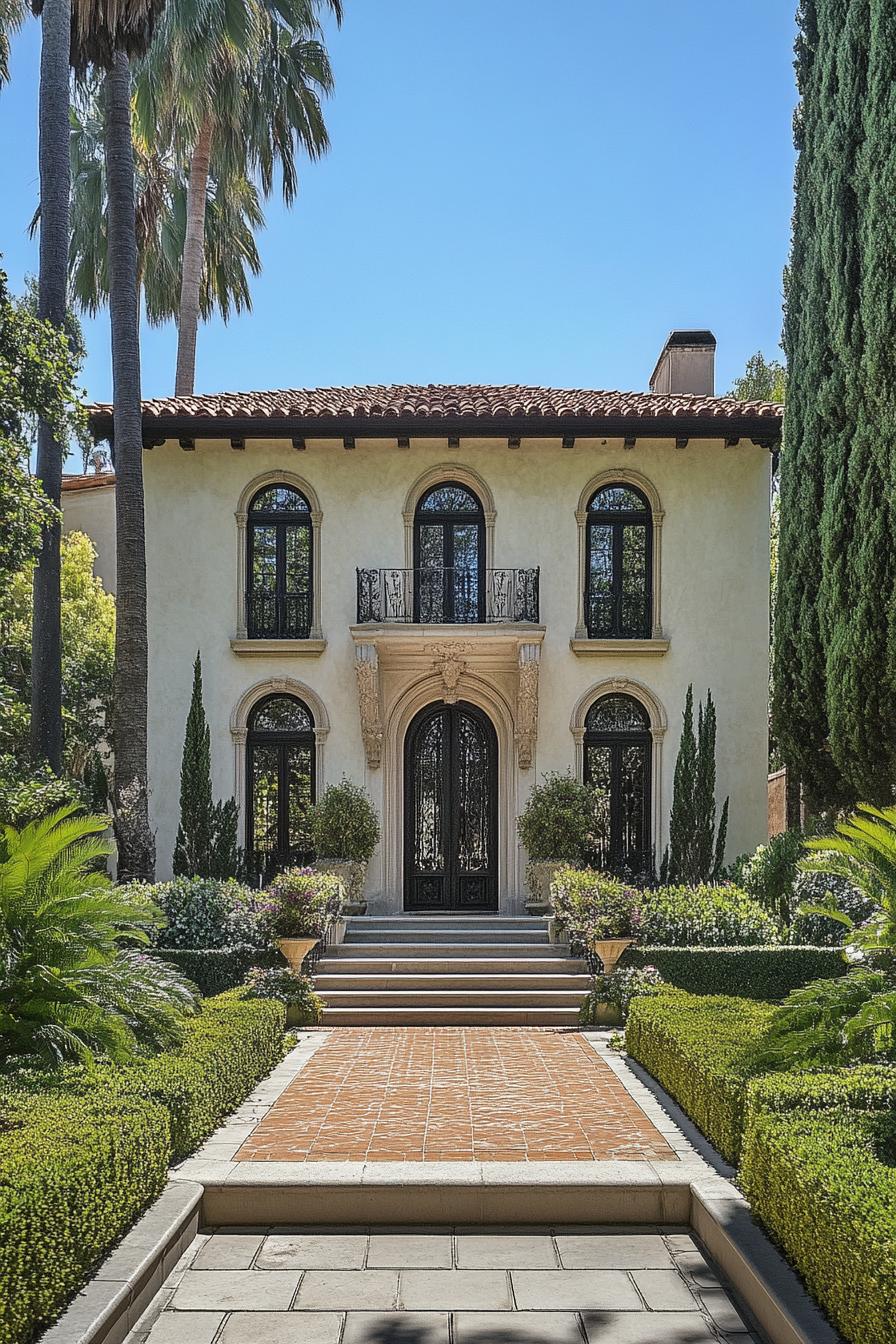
[
  {"left": 276, "top": 936, "right": 319, "bottom": 972},
  {"left": 590, "top": 937, "right": 635, "bottom": 976},
  {"left": 591, "top": 1001, "right": 623, "bottom": 1026}
]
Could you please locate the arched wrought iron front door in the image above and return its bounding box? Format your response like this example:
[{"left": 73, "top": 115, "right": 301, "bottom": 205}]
[{"left": 404, "top": 701, "right": 498, "bottom": 911}]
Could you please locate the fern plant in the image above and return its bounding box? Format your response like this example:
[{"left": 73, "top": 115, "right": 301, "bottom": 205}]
[{"left": 0, "top": 806, "right": 197, "bottom": 1068}]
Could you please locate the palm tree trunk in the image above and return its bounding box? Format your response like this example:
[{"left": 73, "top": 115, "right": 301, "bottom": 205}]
[
  {"left": 30, "top": 0, "right": 71, "bottom": 772},
  {"left": 105, "top": 49, "right": 154, "bottom": 882},
  {"left": 174, "top": 115, "right": 212, "bottom": 396}
]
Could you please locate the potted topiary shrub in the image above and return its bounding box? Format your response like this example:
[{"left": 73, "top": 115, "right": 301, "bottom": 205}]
[
  {"left": 517, "top": 772, "right": 606, "bottom": 912},
  {"left": 266, "top": 867, "right": 344, "bottom": 971},
  {"left": 243, "top": 965, "right": 325, "bottom": 1027},
  {"left": 310, "top": 778, "right": 381, "bottom": 915},
  {"left": 550, "top": 867, "right": 640, "bottom": 969}
]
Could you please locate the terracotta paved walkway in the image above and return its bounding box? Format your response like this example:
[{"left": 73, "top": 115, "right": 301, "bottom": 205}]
[{"left": 235, "top": 1028, "right": 677, "bottom": 1163}]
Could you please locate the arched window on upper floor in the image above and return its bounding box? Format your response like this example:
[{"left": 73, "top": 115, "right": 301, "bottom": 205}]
[
  {"left": 585, "top": 484, "right": 652, "bottom": 639},
  {"left": 247, "top": 483, "right": 312, "bottom": 639}
]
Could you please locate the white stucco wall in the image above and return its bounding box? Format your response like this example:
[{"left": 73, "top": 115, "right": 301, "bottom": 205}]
[
  {"left": 61, "top": 482, "right": 117, "bottom": 594},
  {"left": 137, "top": 434, "right": 771, "bottom": 903}
]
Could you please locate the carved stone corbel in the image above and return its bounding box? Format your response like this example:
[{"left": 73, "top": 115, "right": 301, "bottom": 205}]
[
  {"left": 517, "top": 643, "right": 540, "bottom": 769},
  {"left": 354, "top": 644, "right": 383, "bottom": 768}
]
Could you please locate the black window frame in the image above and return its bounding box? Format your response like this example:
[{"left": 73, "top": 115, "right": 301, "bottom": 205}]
[
  {"left": 247, "top": 484, "right": 313, "bottom": 639},
  {"left": 585, "top": 483, "right": 652, "bottom": 639},
  {"left": 246, "top": 693, "right": 316, "bottom": 883},
  {"left": 583, "top": 693, "right": 652, "bottom": 875},
  {"left": 413, "top": 481, "right": 486, "bottom": 624}
]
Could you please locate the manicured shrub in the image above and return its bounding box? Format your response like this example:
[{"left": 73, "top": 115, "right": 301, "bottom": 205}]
[
  {"left": 123, "top": 991, "right": 285, "bottom": 1159},
  {"left": 154, "top": 944, "right": 279, "bottom": 995},
  {"left": 309, "top": 778, "right": 381, "bottom": 862},
  {"left": 746, "top": 1064, "right": 896, "bottom": 1117},
  {"left": 625, "top": 988, "right": 773, "bottom": 1162},
  {"left": 637, "top": 883, "right": 780, "bottom": 947},
  {"left": 0, "top": 1085, "right": 169, "bottom": 1344},
  {"left": 517, "top": 772, "right": 604, "bottom": 863},
  {"left": 789, "top": 870, "right": 874, "bottom": 945},
  {"left": 549, "top": 867, "right": 639, "bottom": 943},
  {"left": 737, "top": 829, "right": 804, "bottom": 926},
  {"left": 741, "top": 1102, "right": 896, "bottom": 1344},
  {"left": 623, "top": 945, "right": 845, "bottom": 1001},
  {"left": 128, "top": 876, "right": 272, "bottom": 950}
]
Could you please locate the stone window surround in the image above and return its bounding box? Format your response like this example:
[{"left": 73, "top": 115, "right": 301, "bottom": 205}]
[
  {"left": 574, "top": 467, "right": 665, "bottom": 642},
  {"left": 233, "top": 470, "right": 324, "bottom": 644},
  {"left": 230, "top": 678, "right": 330, "bottom": 833},
  {"left": 570, "top": 677, "right": 667, "bottom": 864}
]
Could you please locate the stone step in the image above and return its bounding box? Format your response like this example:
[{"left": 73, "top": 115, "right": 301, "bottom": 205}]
[
  {"left": 319, "top": 1006, "right": 583, "bottom": 1026},
  {"left": 348, "top": 916, "right": 545, "bottom": 928},
  {"left": 314, "top": 973, "right": 591, "bottom": 991},
  {"left": 343, "top": 928, "right": 550, "bottom": 945},
  {"left": 316, "top": 956, "right": 585, "bottom": 975},
  {"left": 317, "top": 989, "right": 588, "bottom": 1008},
  {"left": 328, "top": 942, "right": 563, "bottom": 959}
]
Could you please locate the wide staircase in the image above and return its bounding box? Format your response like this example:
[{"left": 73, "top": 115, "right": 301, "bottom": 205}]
[{"left": 314, "top": 915, "right": 590, "bottom": 1025}]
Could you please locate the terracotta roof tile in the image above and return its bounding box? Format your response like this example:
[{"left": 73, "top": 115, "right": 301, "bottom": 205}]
[{"left": 87, "top": 383, "right": 782, "bottom": 438}]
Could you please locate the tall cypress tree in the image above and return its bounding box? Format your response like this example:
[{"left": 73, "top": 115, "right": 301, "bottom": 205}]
[
  {"left": 666, "top": 686, "right": 728, "bottom": 884},
  {"left": 694, "top": 692, "right": 718, "bottom": 880},
  {"left": 173, "top": 652, "right": 214, "bottom": 876},
  {"left": 667, "top": 686, "right": 697, "bottom": 882},
  {"left": 776, "top": 0, "right": 896, "bottom": 807}
]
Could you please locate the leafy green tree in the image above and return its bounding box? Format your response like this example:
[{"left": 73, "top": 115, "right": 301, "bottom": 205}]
[
  {"left": 728, "top": 351, "right": 788, "bottom": 403},
  {"left": 0, "top": 805, "right": 197, "bottom": 1067},
  {"left": 665, "top": 686, "right": 728, "bottom": 883},
  {"left": 134, "top": 0, "right": 341, "bottom": 394},
  {"left": 173, "top": 653, "right": 243, "bottom": 878}
]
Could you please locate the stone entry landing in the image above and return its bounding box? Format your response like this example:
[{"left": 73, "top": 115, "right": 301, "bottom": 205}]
[{"left": 235, "top": 1029, "right": 677, "bottom": 1163}]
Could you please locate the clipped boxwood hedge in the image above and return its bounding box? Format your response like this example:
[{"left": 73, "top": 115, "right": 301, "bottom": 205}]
[
  {"left": 155, "top": 945, "right": 279, "bottom": 996},
  {"left": 741, "top": 1074, "right": 896, "bottom": 1344},
  {"left": 624, "top": 945, "right": 845, "bottom": 1001},
  {"left": 0, "top": 1087, "right": 169, "bottom": 1344},
  {"left": 625, "top": 988, "right": 773, "bottom": 1162},
  {"left": 0, "top": 993, "right": 285, "bottom": 1344},
  {"left": 123, "top": 991, "right": 285, "bottom": 1160}
]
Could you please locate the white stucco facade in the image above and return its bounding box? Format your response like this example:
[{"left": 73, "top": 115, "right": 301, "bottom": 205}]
[{"left": 128, "top": 430, "right": 771, "bottom": 908}]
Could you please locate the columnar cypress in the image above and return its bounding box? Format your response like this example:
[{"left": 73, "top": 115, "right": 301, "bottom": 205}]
[
  {"left": 666, "top": 685, "right": 697, "bottom": 883},
  {"left": 775, "top": 0, "right": 896, "bottom": 807},
  {"left": 173, "top": 652, "right": 214, "bottom": 876},
  {"left": 694, "top": 692, "right": 718, "bottom": 880},
  {"left": 666, "top": 686, "right": 729, "bottom": 883}
]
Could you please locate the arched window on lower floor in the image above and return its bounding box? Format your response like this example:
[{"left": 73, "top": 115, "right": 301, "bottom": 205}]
[
  {"left": 583, "top": 693, "right": 652, "bottom": 875},
  {"left": 247, "top": 693, "right": 315, "bottom": 881}
]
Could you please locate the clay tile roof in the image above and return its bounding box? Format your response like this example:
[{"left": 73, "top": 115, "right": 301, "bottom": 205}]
[
  {"left": 87, "top": 384, "right": 782, "bottom": 441},
  {"left": 61, "top": 471, "right": 116, "bottom": 491}
]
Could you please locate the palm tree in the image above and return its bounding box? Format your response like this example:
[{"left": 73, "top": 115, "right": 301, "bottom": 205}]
[
  {"left": 27, "top": 0, "right": 71, "bottom": 774},
  {"left": 0, "top": 0, "right": 26, "bottom": 86},
  {"left": 135, "top": 0, "right": 340, "bottom": 395},
  {"left": 70, "top": 1, "right": 166, "bottom": 882},
  {"left": 64, "top": 81, "right": 265, "bottom": 326},
  {"left": 0, "top": 805, "right": 196, "bottom": 1065}
]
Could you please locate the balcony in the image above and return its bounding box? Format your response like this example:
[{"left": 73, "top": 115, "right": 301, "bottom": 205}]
[{"left": 356, "top": 567, "right": 540, "bottom": 625}]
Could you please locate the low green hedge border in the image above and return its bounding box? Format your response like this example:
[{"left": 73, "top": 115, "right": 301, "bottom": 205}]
[
  {"left": 623, "top": 945, "right": 845, "bottom": 1001},
  {"left": 0, "top": 993, "right": 285, "bottom": 1344},
  {"left": 625, "top": 988, "right": 774, "bottom": 1162},
  {"left": 154, "top": 945, "right": 279, "bottom": 995},
  {"left": 741, "top": 1082, "right": 896, "bottom": 1344}
]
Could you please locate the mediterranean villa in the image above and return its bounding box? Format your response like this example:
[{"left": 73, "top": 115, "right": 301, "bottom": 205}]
[{"left": 71, "top": 331, "right": 782, "bottom": 914}]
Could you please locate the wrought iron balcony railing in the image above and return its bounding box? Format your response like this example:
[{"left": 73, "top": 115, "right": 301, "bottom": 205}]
[
  {"left": 247, "top": 589, "right": 312, "bottom": 639},
  {"left": 356, "top": 567, "right": 539, "bottom": 625}
]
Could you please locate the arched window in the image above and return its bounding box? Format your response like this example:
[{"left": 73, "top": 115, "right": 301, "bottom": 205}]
[
  {"left": 414, "top": 482, "right": 485, "bottom": 623},
  {"left": 585, "top": 484, "right": 652, "bottom": 638},
  {"left": 246, "top": 694, "right": 315, "bottom": 881},
  {"left": 584, "top": 693, "right": 652, "bottom": 874},
  {"left": 247, "top": 484, "right": 312, "bottom": 639}
]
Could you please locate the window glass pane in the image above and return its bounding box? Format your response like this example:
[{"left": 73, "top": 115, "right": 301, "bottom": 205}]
[
  {"left": 251, "top": 695, "right": 313, "bottom": 733},
  {"left": 456, "top": 712, "right": 490, "bottom": 870},
  {"left": 453, "top": 523, "right": 480, "bottom": 623},
  {"left": 621, "top": 742, "right": 648, "bottom": 867},
  {"left": 250, "top": 744, "right": 279, "bottom": 855},
  {"left": 414, "top": 713, "right": 444, "bottom": 870},
  {"left": 584, "top": 743, "right": 612, "bottom": 869},
  {"left": 589, "top": 485, "right": 647, "bottom": 513},
  {"left": 585, "top": 694, "right": 649, "bottom": 733},
  {"left": 286, "top": 742, "right": 314, "bottom": 849},
  {"left": 620, "top": 523, "right": 649, "bottom": 636},
  {"left": 251, "top": 525, "right": 277, "bottom": 592},
  {"left": 250, "top": 485, "right": 309, "bottom": 513},
  {"left": 586, "top": 524, "right": 613, "bottom": 636},
  {"left": 419, "top": 484, "right": 480, "bottom": 513},
  {"left": 418, "top": 525, "right": 445, "bottom": 622}
]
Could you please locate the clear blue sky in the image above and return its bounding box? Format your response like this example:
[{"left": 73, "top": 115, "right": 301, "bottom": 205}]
[{"left": 0, "top": 1, "right": 797, "bottom": 406}]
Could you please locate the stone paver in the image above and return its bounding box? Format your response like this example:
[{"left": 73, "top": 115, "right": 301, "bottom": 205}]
[
  {"left": 235, "top": 1028, "right": 677, "bottom": 1162},
  {"left": 147, "top": 1226, "right": 762, "bottom": 1344}
]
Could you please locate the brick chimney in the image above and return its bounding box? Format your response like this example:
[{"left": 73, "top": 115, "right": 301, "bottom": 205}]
[{"left": 649, "top": 330, "right": 716, "bottom": 397}]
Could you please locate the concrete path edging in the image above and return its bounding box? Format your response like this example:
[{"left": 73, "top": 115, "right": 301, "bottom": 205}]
[{"left": 37, "top": 1181, "right": 202, "bottom": 1344}]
